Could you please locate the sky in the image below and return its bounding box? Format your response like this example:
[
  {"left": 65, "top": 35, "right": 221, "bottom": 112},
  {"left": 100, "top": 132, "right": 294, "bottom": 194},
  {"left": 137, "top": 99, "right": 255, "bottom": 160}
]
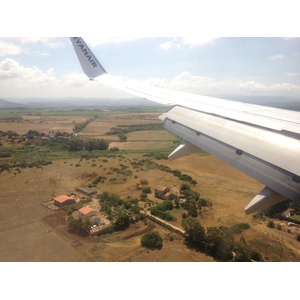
[
  {"left": 1, "top": 36, "right": 299, "bottom": 102},
  {"left": 1, "top": 1, "right": 299, "bottom": 104}
]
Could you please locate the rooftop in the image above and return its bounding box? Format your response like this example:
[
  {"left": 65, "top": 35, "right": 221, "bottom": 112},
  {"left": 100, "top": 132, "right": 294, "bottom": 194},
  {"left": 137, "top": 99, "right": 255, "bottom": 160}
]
[
  {"left": 53, "top": 195, "right": 74, "bottom": 203},
  {"left": 78, "top": 206, "right": 97, "bottom": 215}
]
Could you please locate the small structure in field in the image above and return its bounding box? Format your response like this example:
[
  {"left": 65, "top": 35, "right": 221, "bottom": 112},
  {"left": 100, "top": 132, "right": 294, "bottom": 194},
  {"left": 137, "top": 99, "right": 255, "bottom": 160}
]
[
  {"left": 90, "top": 216, "right": 101, "bottom": 226},
  {"left": 154, "top": 185, "right": 174, "bottom": 200},
  {"left": 54, "top": 195, "right": 76, "bottom": 207},
  {"left": 76, "top": 186, "right": 97, "bottom": 196}
]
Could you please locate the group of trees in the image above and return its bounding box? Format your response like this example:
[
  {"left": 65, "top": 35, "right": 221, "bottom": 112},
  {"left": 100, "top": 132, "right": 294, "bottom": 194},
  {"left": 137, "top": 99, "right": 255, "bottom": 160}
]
[
  {"left": 68, "top": 215, "right": 93, "bottom": 233},
  {"left": 150, "top": 200, "right": 176, "bottom": 222},
  {"left": 182, "top": 216, "right": 262, "bottom": 261},
  {"left": 178, "top": 183, "right": 212, "bottom": 218},
  {"left": 98, "top": 191, "right": 143, "bottom": 224},
  {"left": 106, "top": 123, "right": 164, "bottom": 136},
  {"left": 68, "top": 138, "right": 109, "bottom": 151},
  {"left": 73, "top": 117, "right": 97, "bottom": 133}
]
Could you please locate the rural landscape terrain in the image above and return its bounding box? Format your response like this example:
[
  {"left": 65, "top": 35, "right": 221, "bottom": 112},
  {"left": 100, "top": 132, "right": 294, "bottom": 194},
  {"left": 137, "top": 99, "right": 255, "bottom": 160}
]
[{"left": 1, "top": 98, "right": 300, "bottom": 262}]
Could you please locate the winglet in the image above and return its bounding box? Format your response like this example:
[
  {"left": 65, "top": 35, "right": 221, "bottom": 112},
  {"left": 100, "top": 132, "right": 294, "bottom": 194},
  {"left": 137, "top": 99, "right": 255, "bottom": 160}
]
[
  {"left": 70, "top": 37, "right": 107, "bottom": 79},
  {"left": 244, "top": 186, "right": 286, "bottom": 214}
]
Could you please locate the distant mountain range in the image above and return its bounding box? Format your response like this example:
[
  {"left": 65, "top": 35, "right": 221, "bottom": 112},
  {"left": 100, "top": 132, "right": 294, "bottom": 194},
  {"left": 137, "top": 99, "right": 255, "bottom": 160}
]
[
  {"left": 0, "top": 99, "right": 28, "bottom": 108},
  {"left": 0, "top": 96, "right": 299, "bottom": 111},
  {"left": 0, "top": 97, "right": 164, "bottom": 109}
]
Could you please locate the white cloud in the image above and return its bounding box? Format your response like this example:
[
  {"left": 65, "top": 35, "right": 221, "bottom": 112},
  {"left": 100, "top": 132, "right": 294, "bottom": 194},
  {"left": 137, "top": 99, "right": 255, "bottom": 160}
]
[
  {"left": 0, "top": 58, "right": 132, "bottom": 98},
  {"left": 160, "top": 41, "right": 173, "bottom": 51},
  {"left": 83, "top": 37, "right": 142, "bottom": 47},
  {"left": 285, "top": 72, "right": 300, "bottom": 77},
  {"left": 0, "top": 37, "right": 65, "bottom": 58},
  {"left": 0, "top": 41, "right": 23, "bottom": 56},
  {"left": 0, "top": 58, "right": 56, "bottom": 85},
  {"left": 159, "top": 37, "right": 217, "bottom": 51},
  {"left": 1, "top": 58, "right": 299, "bottom": 100},
  {"left": 140, "top": 71, "right": 300, "bottom": 98},
  {"left": 269, "top": 54, "right": 284, "bottom": 60},
  {"left": 181, "top": 37, "right": 217, "bottom": 48}
]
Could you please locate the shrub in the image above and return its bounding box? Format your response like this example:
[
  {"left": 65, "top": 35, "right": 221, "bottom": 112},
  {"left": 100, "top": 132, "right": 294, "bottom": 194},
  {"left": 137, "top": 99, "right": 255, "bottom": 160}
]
[
  {"left": 140, "top": 179, "right": 148, "bottom": 185},
  {"left": 110, "top": 147, "right": 120, "bottom": 152},
  {"left": 140, "top": 193, "right": 148, "bottom": 200},
  {"left": 141, "top": 231, "right": 163, "bottom": 249},
  {"left": 142, "top": 186, "right": 151, "bottom": 194},
  {"left": 97, "top": 225, "right": 114, "bottom": 236},
  {"left": 230, "top": 223, "right": 250, "bottom": 234},
  {"left": 267, "top": 220, "right": 275, "bottom": 228}
]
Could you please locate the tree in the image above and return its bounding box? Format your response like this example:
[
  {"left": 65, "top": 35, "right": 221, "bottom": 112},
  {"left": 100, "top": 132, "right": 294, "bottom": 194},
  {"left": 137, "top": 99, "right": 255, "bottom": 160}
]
[
  {"left": 81, "top": 215, "right": 92, "bottom": 232},
  {"left": 140, "top": 193, "right": 148, "bottom": 200},
  {"left": 68, "top": 217, "right": 81, "bottom": 232},
  {"left": 182, "top": 216, "right": 206, "bottom": 248},
  {"left": 187, "top": 200, "right": 198, "bottom": 218},
  {"left": 142, "top": 186, "right": 151, "bottom": 194},
  {"left": 232, "top": 240, "right": 263, "bottom": 262},
  {"left": 68, "top": 138, "right": 84, "bottom": 151},
  {"left": 141, "top": 231, "right": 163, "bottom": 249},
  {"left": 113, "top": 211, "right": 130, "bottom": 231},
  {"left": 205, "top": 226, "right": 235, "bottom": 261},
  {"left": 118, "top": 132, "right": 128, "bottom": 142}
]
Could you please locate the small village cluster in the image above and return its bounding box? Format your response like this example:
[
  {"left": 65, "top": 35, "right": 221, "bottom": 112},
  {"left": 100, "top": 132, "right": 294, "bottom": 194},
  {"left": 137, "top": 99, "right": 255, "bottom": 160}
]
[{"left": 51, "top": 184, "right": 179, "bottom": 235}]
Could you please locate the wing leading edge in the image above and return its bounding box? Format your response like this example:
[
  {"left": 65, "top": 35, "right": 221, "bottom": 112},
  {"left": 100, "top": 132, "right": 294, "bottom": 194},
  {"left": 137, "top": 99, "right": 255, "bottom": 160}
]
[{"left": 70, "top": 37, "right": 300, "bottom": 214}]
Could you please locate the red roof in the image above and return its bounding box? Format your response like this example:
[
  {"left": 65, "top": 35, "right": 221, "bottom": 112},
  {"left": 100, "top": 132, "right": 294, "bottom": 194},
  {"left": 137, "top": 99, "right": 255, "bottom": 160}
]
[
  {"left": 54, "top": 195, "right": 74, "bottom": 203},
  {"left": 78, "top": 206, "right": 96, "bottom": 215}
]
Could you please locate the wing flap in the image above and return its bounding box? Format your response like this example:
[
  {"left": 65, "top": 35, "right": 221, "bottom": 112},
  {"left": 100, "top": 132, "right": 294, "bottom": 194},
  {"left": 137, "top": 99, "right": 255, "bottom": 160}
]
[{"left": 161, "top": 106, "right": 300, "bottom": 176}]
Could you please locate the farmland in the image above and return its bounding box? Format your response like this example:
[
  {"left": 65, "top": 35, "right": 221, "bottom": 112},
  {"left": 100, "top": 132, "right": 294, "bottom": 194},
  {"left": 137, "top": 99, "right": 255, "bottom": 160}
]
[{"left": 1, "top": 107, "right": 300, "bottom": 262}]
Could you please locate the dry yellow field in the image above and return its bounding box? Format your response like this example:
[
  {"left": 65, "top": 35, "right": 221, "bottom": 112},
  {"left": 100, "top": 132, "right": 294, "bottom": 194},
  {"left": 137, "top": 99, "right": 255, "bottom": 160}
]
[{"left": 0, "top": 115, "right": 89, "bottom": 135}]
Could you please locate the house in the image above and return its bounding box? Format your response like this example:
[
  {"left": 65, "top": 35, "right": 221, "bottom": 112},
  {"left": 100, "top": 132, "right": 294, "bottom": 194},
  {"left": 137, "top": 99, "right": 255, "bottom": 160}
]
[
  {"left": 76, "top": 186, "right": 97, "bottom": 196},
  {"left": 54, "top": 195, "right": 76, "bottom": 207},
  {"left": 78, "top": 206, "right": 97, "bottom": 219},
  {"left": 164, "top": 191, "right": 176, "bottom": 200},
  {"left": 154, "top": 186, "right": 170, "bottom": 199}
]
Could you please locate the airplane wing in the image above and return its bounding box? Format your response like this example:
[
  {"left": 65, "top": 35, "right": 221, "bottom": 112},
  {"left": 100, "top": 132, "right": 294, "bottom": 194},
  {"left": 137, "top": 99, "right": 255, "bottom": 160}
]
[{"left": 70, "top": 37, "right": 300, "bottom": 214}]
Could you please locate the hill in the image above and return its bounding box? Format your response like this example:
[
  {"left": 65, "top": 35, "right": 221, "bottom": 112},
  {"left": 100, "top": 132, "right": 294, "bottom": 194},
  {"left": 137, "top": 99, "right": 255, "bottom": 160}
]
[{"left": 0, "top": 99, "right": 27, "bottom": 108}]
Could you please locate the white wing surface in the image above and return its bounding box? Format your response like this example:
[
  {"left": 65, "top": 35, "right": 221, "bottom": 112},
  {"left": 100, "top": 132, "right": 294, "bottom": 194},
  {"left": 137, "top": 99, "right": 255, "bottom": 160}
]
[{"left": 71, "top": 37, "right": 300, "bottom": 214}]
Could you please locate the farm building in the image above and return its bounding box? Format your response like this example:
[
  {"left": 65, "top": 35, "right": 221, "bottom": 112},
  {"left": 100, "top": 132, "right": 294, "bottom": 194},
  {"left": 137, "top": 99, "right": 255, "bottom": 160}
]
[
  {"left": 154, "top": 186, "right": 170, "bottom": 199},
  {"left": 76, "top": 186, "right": 97, "bottom": 196},
  {"left": 78, "top": 206, "right": 97, "bottom": 219},
  {"left": 54, "top": 195, "right": 76, "bottom": 207}
]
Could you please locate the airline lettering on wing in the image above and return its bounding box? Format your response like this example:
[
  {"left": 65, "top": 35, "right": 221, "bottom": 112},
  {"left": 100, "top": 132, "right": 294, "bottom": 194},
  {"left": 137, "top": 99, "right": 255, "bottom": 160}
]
[{"left": 73, "top": 37, "right": 97, "bottom": 68}]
